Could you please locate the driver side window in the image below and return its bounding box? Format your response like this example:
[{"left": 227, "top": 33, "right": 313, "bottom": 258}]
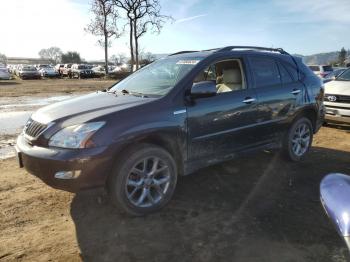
[{"left": 193, "top": 59, "right": 246, "bottom": 93}]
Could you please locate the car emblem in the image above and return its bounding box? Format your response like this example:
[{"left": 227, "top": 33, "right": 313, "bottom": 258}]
[{"left": 327, "top": 95, "right": 337, "bottom": 102}]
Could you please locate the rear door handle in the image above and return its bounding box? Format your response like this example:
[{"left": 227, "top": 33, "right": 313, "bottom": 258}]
[
  {"left": 291, "top": 89, "right": 301, "bottom": 95},
  {"left": 242, "top": 97, "right": 256, "bottom": 104}
]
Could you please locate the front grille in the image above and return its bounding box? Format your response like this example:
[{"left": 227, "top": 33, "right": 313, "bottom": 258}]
[
  {"left": 24, "top": 119, "right": 47, "bottom": 137},
  {"left": 325, "top": 94, "right": 350, "bottom": 103}
]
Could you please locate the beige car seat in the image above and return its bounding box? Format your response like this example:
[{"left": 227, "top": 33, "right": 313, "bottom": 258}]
[{"left": 217, "top": 69, "right": 242, "bottom": 93}]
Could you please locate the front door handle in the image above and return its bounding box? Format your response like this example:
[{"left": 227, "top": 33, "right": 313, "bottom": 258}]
[
  {"left": 242, "top": 97, "right": 256, "bottom": 104},
  {"left": 291, "top": 89, "right": 301, "bottom": 95}
]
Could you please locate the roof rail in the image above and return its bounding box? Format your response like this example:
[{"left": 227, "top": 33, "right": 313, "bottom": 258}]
[
  {"left": 215, "top": 46, "right": 288, "bottom": 55},
  {"left": 168, "top": 51, "right": 198, "bottom": 56}
]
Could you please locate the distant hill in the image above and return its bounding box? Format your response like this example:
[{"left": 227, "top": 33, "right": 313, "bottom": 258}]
[{"left": 295, "top": 51, "right": 340, "bottom": 65}]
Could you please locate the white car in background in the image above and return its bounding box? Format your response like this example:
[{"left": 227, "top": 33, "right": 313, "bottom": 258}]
[
  {"left": 0, "top": 67, "right": 11, "bottom": 80},
  {"left": 324, "top": 68, "right": 350, "bottom": 124},
  {"left": 309, "top": 65, "right": 334, "bottom": 78}
]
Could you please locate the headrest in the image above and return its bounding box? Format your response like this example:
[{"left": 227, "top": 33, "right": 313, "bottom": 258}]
[{"left": 223, "top": 69, "right": 242, "bottom": 84}]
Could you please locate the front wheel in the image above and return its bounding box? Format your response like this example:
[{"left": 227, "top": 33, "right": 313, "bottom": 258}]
[
  {"left": 283, "top": 117, "right": 313, "bottom": 161},
  {"left": 108, "top": 144, "right": 178, "bottom": 216}
]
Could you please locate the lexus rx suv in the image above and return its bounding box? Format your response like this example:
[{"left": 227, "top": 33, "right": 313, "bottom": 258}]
[{"left": 16, "top": 46, "right": 324, "bottom": 215}]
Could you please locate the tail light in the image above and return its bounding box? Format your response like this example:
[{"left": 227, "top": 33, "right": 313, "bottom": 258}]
[{"left": 320, "top": 72, "right": 328, "bottom": 78}]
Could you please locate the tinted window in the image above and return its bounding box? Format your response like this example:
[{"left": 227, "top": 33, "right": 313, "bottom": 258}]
[
  {"left": 322, "top": 65, "right": 333, "bottom": 72},
  {"left": 309, "top": 66, "right": 319, "bottom": 71},
  {"left": 250, "top": 57, "right": 280, "bottom": 88},
  {"left": 278, "top": 63, "right": 293, "bottom": 84}
]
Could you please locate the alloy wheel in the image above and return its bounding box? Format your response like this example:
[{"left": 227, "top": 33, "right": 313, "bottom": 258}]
[
  {"left": 125, "top": 157, "right": 171, "bottom": 208},
  {"left": 291, "top": 123, "right": 311, "bottom": 157}
]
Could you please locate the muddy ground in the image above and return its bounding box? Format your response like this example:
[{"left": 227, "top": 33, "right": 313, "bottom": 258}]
[
  {"left": 0, "top": 78, "right": 116, "bottom": 97},
  {"left": 1, "top": 79, "right": 350, "bottom": 261},
  {"left": 0, "top": 79, "right": 115, "bottom": 159}
]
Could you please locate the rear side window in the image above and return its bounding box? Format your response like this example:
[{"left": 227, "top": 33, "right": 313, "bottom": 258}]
[
  {"left": 322, "top": 65, "right": 333, "bottom": 72},
  {"left": 249, "top": 57, "right": 280, "bottom": 88},
  {"left": 309, "top": 66, "right": 319, "bottom": 71},
  {"left": 278, "top": 63, "right": 294, "bottom": 84}
]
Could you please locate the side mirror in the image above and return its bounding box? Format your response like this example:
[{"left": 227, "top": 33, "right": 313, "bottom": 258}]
[
  {"left": 320, "top": 173, "right": 350, "bottom": 250},
  {"left": 191, "top": 81, "right": 217, "bottom": 98}
]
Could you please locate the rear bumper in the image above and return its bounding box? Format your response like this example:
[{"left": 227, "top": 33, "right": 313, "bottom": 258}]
[{"left": 15, "top": 134, "right": 114, "bottom": 192}]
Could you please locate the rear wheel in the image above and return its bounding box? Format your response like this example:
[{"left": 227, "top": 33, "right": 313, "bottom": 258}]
[
  {"left": 283, "top": 117, "right": 313, "bottom": 161},
  {"left": 108, "top": 144, "right": 178, "bottom": 216}
]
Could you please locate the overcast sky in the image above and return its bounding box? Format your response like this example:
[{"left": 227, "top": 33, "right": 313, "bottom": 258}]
[{"left": 1, "top": 0, "right": 349, "bottom": 61}]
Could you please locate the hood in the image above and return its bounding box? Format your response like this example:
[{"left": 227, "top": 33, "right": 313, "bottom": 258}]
[
  {"left": 325, "top": 80, "right": 350, "bottom": 95},
  {"left": 32, "top": 92, "right": 156, "bottom": 125}
]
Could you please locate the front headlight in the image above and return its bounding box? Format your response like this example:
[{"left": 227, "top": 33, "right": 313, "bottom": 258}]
[{"left": 48, "top": 122, "right": 105, "bottom": 149}]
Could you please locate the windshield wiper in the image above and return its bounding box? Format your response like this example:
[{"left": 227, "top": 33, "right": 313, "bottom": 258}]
[{"left": 121, "top": 89, "right": 149, "bottom": 98}]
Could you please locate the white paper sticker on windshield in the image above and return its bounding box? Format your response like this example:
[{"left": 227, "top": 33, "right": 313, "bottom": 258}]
[{"left": 176, "top": 60, "right": 200, "bottom": 65}]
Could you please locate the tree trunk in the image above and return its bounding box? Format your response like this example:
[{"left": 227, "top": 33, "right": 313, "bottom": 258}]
[
  {"left": 104, "top": 34, "right": 109, "bottom": 75},
  {"left": 133, "top": 19, "right": 139, "bottom": 70},
  {"left": 129, "top": 19, "right": 134, "bottom": 72}
]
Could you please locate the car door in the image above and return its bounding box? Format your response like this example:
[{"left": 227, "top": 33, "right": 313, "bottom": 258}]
[
  {"left": 247, "top": 55, "right": 303, "bottom": 143},
  {"left": 186, "top": 57, "right": 260, "bottom": 162}
]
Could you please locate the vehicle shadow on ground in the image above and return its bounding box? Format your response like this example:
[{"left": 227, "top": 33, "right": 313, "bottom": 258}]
[
  {"left": 325, "top": 123, "right": 350, "bottom": 133},
  {"left": 0, "top": 81, "right": 20, "bottom": 85},
  {"left": 70, "top": 147, "right": 350, "bottom": 262}
]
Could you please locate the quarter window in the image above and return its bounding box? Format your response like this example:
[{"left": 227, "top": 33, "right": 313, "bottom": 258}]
[{"left": 249, "top": 57, "right": 281, "bottom": 88}]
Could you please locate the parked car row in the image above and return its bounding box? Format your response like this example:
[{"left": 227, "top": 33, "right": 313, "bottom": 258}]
[{"left": 4, "top": 63, "right": 130, "bottom": 80}]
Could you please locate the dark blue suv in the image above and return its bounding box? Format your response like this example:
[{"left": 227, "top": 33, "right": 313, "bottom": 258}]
[{"left": 16, "top": 46, "right": 324, "bottom": 215}]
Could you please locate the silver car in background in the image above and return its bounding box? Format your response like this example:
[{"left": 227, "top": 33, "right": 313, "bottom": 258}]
[
  {"left": 324, "top": 68, "right": 350, "bottom": 124},
  {"left": 0, "top": 67, "right": 11, "bottom": 80},
  {"left": 38, "top": 65, "right": 60, "bottom": 78}
]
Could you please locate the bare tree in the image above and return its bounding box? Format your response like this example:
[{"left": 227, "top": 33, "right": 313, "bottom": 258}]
[
  {"left": 112, "top": 0, "right": 170, "bottom": 71},
  {"left": 112, "top": 0, "right": 137, "bottom": 71},
  {"left": 110, "top": 54, "right": 118, "bottom": 65},
  {"left": 86, "top": 0, "right": 121, "bottom": 74},
  {"left": 61, "top": 51, "right": 82, "bottom": 64},
  {"left": 110, "top": 53, "right": 127, "bottom": 65},
  {"left": 117, "top": 53, "right": 127, "bottom": 64},
  {"left": 132, "top": 0, "right": 171, "bottom": 69},
  {"left": 145, "top": 52, "right": 156, "bottom": 62},
  {"left": 0, "top": 53, "right": 7, "bottom": 65},
  {"left": 38, "top": 47, "right": 62, "bottom": 64}
]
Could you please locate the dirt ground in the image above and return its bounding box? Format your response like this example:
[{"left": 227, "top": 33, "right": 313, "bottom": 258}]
[
  {"left": 1, "top": 79, "right": 350, "bottom": 261},
  {"left": 0, "top": 79, "right": 116, "bottom": 97},
  {"left": 0, "top": 124, "right": 349, "bottom": 261}
]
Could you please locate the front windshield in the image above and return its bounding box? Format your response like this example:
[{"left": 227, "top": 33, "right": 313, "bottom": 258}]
[
  {"left": 336, "top": 69, "right": 350, "bottom": 81},
  {"left": 23, "top": 67, "right": 36, "bottom": 71},
  {"left": 109, "top": 57, "right": 203, "bottom": 96}
]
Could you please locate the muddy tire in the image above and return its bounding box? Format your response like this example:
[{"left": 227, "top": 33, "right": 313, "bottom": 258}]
[
  {"left": 283, "top": 117, "right": 313, "bottom": 161},
  {"left": 108, "top": 144, "right": 178, "bottom": 216}
]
